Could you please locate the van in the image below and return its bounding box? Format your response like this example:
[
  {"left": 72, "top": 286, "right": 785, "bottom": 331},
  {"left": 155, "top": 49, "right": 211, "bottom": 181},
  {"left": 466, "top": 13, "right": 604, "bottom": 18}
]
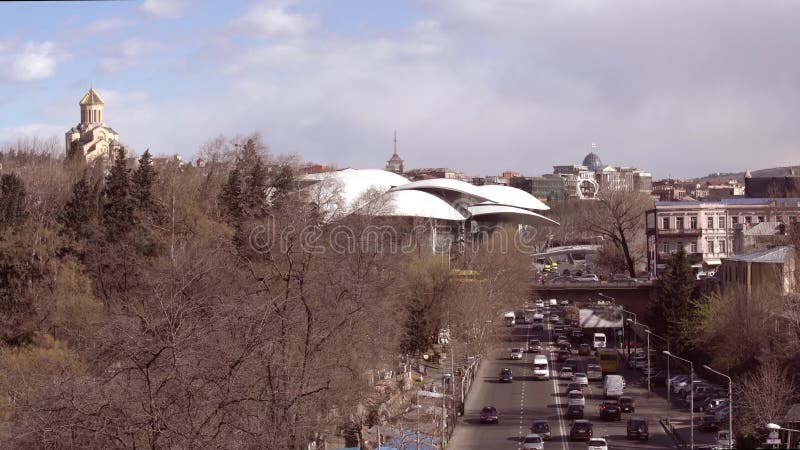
[
  {"left": 504, "top": 312, "right": 516, "bottom": 326},
  {"left": 549, "top": 298, "right": 557, "bottom": 306},
  {"left": 593, "top": 332, "right": 607, "bottom": 349},
  {"left": 604, "top": 374, "right": 625, "bottom": 398},
  {"left": 533, "top": 355, "right": 549, "bottom": 380},
  {"left": 532, "top": 314, "right": 544, "bottom": 331}
]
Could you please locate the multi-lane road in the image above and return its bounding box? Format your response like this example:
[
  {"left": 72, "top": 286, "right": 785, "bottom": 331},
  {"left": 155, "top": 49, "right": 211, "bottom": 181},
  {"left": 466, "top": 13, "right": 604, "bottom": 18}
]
[{"left": 449, "top": 313, "right": 677, "bottom": 449}]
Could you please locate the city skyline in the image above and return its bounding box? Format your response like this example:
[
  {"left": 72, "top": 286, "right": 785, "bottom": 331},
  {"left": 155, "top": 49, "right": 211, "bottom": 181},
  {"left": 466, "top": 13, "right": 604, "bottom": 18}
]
[{"left": 2, "top": 1, "right": 800, "bottom": 179}]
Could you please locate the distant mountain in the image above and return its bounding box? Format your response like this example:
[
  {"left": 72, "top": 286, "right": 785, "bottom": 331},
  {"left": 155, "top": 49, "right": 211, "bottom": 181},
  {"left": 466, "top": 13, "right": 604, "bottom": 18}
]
[{"left": 689, "top": 165, "right": 800, "bottom": 184}]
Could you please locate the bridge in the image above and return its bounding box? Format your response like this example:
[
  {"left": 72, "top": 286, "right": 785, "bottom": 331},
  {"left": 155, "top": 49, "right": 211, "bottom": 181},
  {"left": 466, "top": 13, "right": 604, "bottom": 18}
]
[{"left": 531, "top": 282, "right": 656, "bottom": 316}]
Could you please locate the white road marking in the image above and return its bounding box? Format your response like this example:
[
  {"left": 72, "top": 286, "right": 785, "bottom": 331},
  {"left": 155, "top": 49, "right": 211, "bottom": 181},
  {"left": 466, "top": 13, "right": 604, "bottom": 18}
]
[{"left": 546, "top": 313, "right": 569, "bottom": 450}]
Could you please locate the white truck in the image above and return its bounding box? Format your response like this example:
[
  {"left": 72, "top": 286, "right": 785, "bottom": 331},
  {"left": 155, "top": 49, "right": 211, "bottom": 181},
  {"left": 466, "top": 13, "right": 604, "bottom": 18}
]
[{"left": 504, "top": 311, "right": 516, "bottom": 326}]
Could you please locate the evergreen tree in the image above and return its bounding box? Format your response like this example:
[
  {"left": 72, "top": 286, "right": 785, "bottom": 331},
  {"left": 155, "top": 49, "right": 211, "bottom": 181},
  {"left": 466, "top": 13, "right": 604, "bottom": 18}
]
[
  {"left": 0, "top": 173, "right": 27, "bottom": 230},
  {"left": 244, "top": 157, "right": 267, "bottom": 217},
  {"left": 61, "top": 176, "right": 94, "bottom": 238},
  {"left": 103, "top": 149, "right": 133, "bottom": 238},
  {"left": 131, "top": 149, "right": 158, "bottom": 214},
  {"left": 220, "top": 167, "right": 244, "bottom": 222},
  {"left": 399, "top": 299, "right": 430, "bottom": 355},
  {"left": 647, "top": 249, "right": 696, "bottom": 349}
]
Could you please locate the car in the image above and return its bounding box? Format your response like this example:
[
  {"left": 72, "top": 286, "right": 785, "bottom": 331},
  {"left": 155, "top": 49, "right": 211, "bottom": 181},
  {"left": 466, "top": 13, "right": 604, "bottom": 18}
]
[
  {"left": 559, "top": 299, "right": 569, "bottom": 306},
  {"left": 578, "top": 343, "right": 592, "bottom": 356},
  {"left": 575, "top": 274, "right": 600, "bottom": 282},
  {"left": 569, "top": 419, "right": 593, "bottom": 441},
  {"left": 528, "top": 340, "right": 542, "bottom": 353},
  {"left": 565, "top": 404, "right": 584, "bottom": 419},
  {"left": 699, "top": 414, "right": 721, "bottom": 432},
  {"left": 627, "top": 354, "right": 647, "bottom": 369},
  {"left": 573, "top": 373, "right": 589, "bottom": 386},
  {"left": 627, "top": 418, "right": 649, "bottom": 440},
  {"left": 556, "top": 350, "right": 571, "bottom": 362},
  {"left": 549, "top": 313, "right": 560, "bottom": 322},
  {"left": 619, "top": 396, "right": 635, "bottom": 413},
  {"left": 529, "top": 420, "right": 551, "bottom": 440},
  {"left": 510, "top": 348, "right": 523, "bottom": 360},
  {"left": 570, "top": 329, "right": 584, "bottom": 339},
  {"left": 586, "top": 364, "right": 603, "bottom": 382},
  {"left": 559, "top": 343, "right": 573, "bottom": 353},
  {"left": 534, "top": 299, "right": 545, "bottom": 308},
  {"left": 560, "top": 366, "right": 575, "bottom": 380},
  {"left": 563, "top": 358, "right": 580, "bottom": 372},
  {"left": 499, "top": 368, "right": 513, "bottom": 383},
  {"left": 520, "top": 433, "right": 544, "bottom": 450},
  {"left": 704, "top": 398, "right": 728, "bottom": 412},
  {"left": 610, "top": 274, "right": 634, "bottom": 282},
  {"left": 480, "top": 406, "right": 499, "bottom": 424},
  {"left": 556, "top": 335, "right": 570, "bottom": 346},
  {"left": 667, "top": 374, "right": 689, "bottom": 389},
  {"left": 567, "top": 390, "right": 586, "bottom": 407},
  {"left": 587, "top": 437, "right": 609, "bottom": 450},
  {"left": 599, "top": 401, "right": 621, "bottom": 421},
  {"left": 564, "top": 382, "right": 583, "bottom": 394}
]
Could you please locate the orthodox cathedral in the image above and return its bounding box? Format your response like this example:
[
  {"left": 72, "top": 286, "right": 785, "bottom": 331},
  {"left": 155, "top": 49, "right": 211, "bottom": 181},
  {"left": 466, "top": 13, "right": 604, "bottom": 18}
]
[{"left": 65, "top": 87, "right": 129, "bottom": 163}]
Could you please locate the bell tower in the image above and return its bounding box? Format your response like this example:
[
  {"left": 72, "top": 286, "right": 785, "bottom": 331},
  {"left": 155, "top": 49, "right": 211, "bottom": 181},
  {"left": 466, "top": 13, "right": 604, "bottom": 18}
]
[{"left": 79, "top": 86, "right": 104, "bottom": 126}]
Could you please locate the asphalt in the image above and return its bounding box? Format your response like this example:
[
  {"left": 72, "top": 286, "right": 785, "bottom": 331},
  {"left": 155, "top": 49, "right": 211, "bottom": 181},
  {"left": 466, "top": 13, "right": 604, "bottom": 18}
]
[{"left": 448, "top": 312, "right": 696, "bottom": 450}]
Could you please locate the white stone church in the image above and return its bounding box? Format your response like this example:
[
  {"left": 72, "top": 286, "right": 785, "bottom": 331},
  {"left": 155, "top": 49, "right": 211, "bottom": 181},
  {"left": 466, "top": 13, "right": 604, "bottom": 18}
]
[{"left": 65, "top": 87, "right": 129, "bottom": 163}]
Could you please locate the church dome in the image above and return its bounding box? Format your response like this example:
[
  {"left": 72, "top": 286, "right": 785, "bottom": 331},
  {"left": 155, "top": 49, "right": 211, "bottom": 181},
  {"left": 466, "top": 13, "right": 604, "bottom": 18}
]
[{"left": 582, "top": 152, "right": 603, "bottom": 171}]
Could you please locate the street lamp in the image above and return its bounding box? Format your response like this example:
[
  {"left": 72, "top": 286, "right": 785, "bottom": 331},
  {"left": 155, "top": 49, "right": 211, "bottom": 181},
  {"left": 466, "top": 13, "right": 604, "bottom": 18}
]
[
  {"left": 598, "top": 293, "right": 621, "bottom": 349},
  {"left": 621, "top": 308, "right": 637, "bottom": 356},
  {"left": 767, "top": 423, "right": 800, "bottom": 449},
  {"left": 703, "top": 365, "right": 733, "bottom": 449},
  {"left": 664, "top": 350, "right": 694, "bottom": 450},
  {"left": 646, "top": 329, "right": 671, "bottom": 424}
]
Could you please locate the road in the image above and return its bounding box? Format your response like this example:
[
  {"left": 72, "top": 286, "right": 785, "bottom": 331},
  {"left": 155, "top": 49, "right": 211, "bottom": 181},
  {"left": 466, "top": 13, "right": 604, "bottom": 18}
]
[{"left": 449, "top": 313, "right": 677, "bottom": 450}]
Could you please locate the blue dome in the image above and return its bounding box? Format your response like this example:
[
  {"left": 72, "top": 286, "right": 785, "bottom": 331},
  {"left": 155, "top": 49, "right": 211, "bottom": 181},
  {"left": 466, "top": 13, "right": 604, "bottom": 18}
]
[{"left": 582, "top": 152, "right": 603, "bottom": 171}]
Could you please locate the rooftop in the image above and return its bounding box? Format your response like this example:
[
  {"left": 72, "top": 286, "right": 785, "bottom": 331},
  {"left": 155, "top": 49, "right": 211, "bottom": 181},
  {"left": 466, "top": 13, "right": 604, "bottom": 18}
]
[
  {"left": 656, "top": 197, "right": 800, "bottom": 207},
  {"left": 724, "top": 246, "right": 793, "bottom": 263}
]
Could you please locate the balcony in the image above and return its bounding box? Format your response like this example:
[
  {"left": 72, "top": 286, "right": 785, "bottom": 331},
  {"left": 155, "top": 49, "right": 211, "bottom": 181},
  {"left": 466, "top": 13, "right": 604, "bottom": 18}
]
[
  {"left": 656, "top": 228, "right": 702, "bottom": 237},
  {"left": 656, "top": 252, "right": 704, "bottom": 264}
]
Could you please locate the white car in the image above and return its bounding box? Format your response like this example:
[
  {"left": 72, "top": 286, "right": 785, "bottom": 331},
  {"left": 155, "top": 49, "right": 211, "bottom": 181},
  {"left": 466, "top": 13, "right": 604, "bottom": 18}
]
[
  {"left": 587, "top": 437, "right": 608, "bottom": 450},
  {"left": 573, "top": 373, "right": 589, "bottom": 386},
  {"left": 575, "top": 274, "right": 600, "bottom": 282},
  {"left": 560, "top": 366, "right": 574, "bottom": 380},
  {"left": 586, "top": 365, "right": 603, "bottom": 382},
  {"left": 510, "top": 348, "right": 523, "bottom": 360},
  {"left": 521, "top": 433, "right": 545, "bottom": 450},
  {"left": 534, "top": 299, "right": 545, "bottom": 308},
  {"left": 567, "top": 390, "right": 585, "bottom": 407}
]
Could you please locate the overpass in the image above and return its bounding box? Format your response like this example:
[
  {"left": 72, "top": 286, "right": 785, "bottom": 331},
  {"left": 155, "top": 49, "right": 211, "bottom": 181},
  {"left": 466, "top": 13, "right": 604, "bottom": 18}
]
[{"left": 531, "top": 283, "right": 656, "bottom": 316}]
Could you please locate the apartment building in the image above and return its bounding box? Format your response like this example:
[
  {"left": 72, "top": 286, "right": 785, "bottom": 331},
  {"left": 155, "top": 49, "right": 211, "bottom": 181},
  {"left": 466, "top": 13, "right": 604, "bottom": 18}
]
[{"left": 645, "top": 198, "right": 800, "bottom": 275}]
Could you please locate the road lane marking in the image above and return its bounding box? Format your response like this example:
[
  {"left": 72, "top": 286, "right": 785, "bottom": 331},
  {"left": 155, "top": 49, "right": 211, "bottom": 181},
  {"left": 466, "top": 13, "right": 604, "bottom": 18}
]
[{"left": 546, "top": 312, "right": 569, "bottom": 450}]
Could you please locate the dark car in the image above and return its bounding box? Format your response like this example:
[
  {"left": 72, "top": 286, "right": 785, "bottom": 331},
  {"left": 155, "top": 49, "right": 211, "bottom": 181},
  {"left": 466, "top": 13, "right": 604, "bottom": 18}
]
[
  {"left": 480, "top": 406, "right": 499, "bottom": 424},
  {"left": 570, "top": 329, "right": 584, "bottom": 340},
  {"left": 599, "top": 401, "right": 621, "bottom": 421},
  {"left": 565, "top": 404, "right": 584, "bottom": 420},
  {"left": 569, "top": 419, "right": 593, "bottom": 441},
  {"left": 529, "top": 420, "right": 551, "bottom": 440},
  {"left": 553, "top": 325, "right": 565, "bottom": 335},
  {"left": 565, "top": 382, "right": 584, "bottom": 395},
  {"left": 699, "top": 415, "right": 720, "bottom": 432},
  {"left": 556, "top": 350, "right": 571, "bottom": 362},
  {"left": 564, "top": 358, "right": 580, "bottom": 372},
  {"left": 619, "top": 396, "right": 635, "bottom": 413},
  {"left": 627, "top": 418, "right": 649, "bottom": 440},
  {"left": 578, "top": 343, "right": 592, "bottom": 356},
  {"left": 559, "top": 343, "right": 573, "bottom": 353},
  {"left": 528, "top": 339, "right": 542, "bottom": 353},
  {"left": 499, "top": 368, "right": 513, "bottom": 383}
]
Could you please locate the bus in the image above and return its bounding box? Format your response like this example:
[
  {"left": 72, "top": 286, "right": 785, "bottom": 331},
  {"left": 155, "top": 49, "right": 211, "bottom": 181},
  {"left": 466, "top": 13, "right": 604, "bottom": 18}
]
[{"left": 597, "top": 348, "right": 620, "bottom": 374}]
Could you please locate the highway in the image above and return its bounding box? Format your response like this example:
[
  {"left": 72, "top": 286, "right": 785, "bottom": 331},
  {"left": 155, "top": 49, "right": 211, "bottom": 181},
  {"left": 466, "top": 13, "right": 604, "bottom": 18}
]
[{"left": 449, "top": 312, "right": 677, "bottom": 450}]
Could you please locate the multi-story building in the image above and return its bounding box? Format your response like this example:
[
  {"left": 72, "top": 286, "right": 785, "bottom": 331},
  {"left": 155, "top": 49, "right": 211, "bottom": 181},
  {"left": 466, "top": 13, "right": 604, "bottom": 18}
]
[
  {"left": 645, "top": 197, "right": 800, "bottom": 275},
  {"left": 651, "top": 179, "right": 687, "bottom": 201},
  {"left": 510, "top": 175, "right": 567, "bottom": 203},
  {"left": 744, "top": 169, "right": 800, "bottom": 198},
  {"left": 553, "top": 148, "right": 651, "bottom": 199}
]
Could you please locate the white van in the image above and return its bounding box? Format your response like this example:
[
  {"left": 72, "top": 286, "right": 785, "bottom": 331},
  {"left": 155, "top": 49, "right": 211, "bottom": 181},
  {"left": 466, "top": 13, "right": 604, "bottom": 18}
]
[
  {"left": 593, "top": 332, "right": 607, "bottom": 349},
  {"left": 533, "top": 355, "right": 549, "bottom": 380},
  {"left": 532, "top": 314, "right": 544, "bottom": 331},
  {"left": 604, "top": 374, "right": 625, "bottom": 398},
  {"left": 549, "top": 298, "right": 557, "bottom": 306},
  {"left": 504, "top": 312, "right": 516, "bottom": 326}
]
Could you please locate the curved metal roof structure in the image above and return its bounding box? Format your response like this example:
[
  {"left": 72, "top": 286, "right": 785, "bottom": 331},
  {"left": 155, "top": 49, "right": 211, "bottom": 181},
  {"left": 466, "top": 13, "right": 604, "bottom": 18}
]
[
  {"left": 476, "top": 184, "right": 550, "bottom": 211},
  {"left": 387, "top": 178, "right": 494, "bottom": 204},
  {"left": 467, "top": 204, "right": 559, "bottom": 227}
]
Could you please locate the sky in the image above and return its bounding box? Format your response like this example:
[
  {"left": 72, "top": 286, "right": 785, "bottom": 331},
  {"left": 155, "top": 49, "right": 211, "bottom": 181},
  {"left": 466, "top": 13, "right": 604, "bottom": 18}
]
[{"left": 1, "top": 0, "right": 799, "bottom": 179}]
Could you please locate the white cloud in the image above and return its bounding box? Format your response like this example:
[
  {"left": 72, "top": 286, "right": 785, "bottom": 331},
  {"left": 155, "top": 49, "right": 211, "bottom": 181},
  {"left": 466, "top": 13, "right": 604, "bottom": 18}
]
[
  {"left": 139, "top": 0, "right": 188, "bottom": 19},
  {"left": 1, "top": 41, "right": 58, "bottom": 82},
  {"left": 99, "top": 38, "right": 164, "bottom": 74},
  {"left": 87, "top": 17, "right": 135, "bottom": 33},
  {"left": 231, "top": 3, "right": 317, "bottom": 37}
]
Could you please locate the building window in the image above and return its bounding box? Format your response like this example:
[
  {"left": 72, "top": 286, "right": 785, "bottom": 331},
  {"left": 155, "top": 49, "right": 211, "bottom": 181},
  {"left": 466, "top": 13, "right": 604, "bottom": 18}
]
[
  {"left": 677, "top": 241, "right": 684, "bottom": 252},
  {"left": 719, "top": 240, "right": 726, "bottom": 253},
  {"left": 690, "top": 241, "right": 698, "bottom": 253},
  {"left": 719, "top": 216, "right": 726, "bottom": 229},
  {"left": 758, "top": 216, "right": 765, "bottom": 223},
  {"left": 745, "top": 216, "right": 752, "bottom": 224},
  {"left": 707, "top": 239, "right": 715, "bottom": 254},
  {"left": 777, "top": 216, "right": 784, "bottom": 223},
  {"left": 662, "top": 242, "right": 670, "bottom": 253},
  {"left": 707, "top": 216, "right": 714, "bottom": 229},
  {"left": 690, "top": 216, "right": 698, "bottom": 229},
  {"left": 662, "top": 217, "right": 670, "bottom": 229},
  {"left": 676, "top": 217, "right": 684, "bottom": 229},
  {"left": 732, "top": 216, "right": 739, "bottom": 225}
]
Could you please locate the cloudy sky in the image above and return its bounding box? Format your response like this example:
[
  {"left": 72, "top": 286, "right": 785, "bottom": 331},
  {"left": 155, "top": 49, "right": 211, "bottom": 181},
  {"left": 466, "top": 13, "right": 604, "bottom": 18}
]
[{"left": 1, "top": 0, "right": 798, "bottom": 179}]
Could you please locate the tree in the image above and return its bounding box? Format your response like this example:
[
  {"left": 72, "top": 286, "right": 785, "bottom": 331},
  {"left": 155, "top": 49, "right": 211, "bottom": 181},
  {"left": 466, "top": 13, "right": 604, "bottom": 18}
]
[
  {"left": 580, "top": 190, "right": 652, "bottom": 277},
  {"left": 243, "top": 157, "right": 268, "bottom": 217},
  {"left": 60, "top": 176, "right": 94, "bottom": 239},
  {"left": 647, "top": 249, "right": 696, "bottom": 350},
  {"left": 400, "top": 298, "right": 430, "bottom": 356},
  {"left": 103, "top": 149, "right": 133, "bottom": 238},
  {"left": 735, "top": 360, "right": 798, "bottom": 437},
  {"left": 219, "top": 167, "right": 244, "bottom": 222},
  {"left": 131, "top": 149, "right": 158, "bottom": 215},
  {"left": 0, "top": 173, "right": 27, "bottom": 230}
]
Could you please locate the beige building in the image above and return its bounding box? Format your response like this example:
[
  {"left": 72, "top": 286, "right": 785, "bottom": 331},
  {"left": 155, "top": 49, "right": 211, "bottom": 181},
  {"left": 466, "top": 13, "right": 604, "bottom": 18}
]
[
  {"left": 719, "top": 246, "right": 795, "bottom": 297},
  {"left": 645, "top": 198, "right": 800, "bottom": 274},
  {"left": 65, "top": 88, "right": 129, "bottom": 163}
]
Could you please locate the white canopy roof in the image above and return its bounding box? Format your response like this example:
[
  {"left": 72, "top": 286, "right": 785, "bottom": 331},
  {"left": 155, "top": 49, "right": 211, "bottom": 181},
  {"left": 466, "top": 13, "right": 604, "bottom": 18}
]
[
  {"left": 467, "top": 204, "right": 559, "bottom": 227},
  {"left": 388, "top": 178, "right": 494, "bottom": 204},
  {"left": 476, "top": 185, "right": 550, "bottom": 211}
]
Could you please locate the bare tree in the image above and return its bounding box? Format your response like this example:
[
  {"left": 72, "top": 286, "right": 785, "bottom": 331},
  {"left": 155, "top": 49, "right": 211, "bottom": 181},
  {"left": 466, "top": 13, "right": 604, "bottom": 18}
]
[{"left": 735, "top": 360, "right": 797, "bottom": 435}]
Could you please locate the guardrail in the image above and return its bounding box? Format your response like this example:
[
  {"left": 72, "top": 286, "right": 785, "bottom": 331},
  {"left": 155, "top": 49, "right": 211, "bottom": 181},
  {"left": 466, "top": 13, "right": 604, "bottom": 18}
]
[{"left": 660, "top": 418, "right": 689, "bottom": 449}]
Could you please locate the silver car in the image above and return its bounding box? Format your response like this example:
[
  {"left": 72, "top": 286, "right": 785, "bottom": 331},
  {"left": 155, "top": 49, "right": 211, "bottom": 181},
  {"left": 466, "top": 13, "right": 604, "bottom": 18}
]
[
  {"left": 522, "top": 433, "right": 544, "bottom": 450},
  {"left": 510, "top": 348, "right": 523, "bottom": 360}
]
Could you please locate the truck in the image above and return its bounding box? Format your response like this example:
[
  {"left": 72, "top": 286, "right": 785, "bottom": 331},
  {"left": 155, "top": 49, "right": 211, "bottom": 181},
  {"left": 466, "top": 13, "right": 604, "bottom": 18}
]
[{"left": 504, "top": 312, "right": 516, "bottom": 326}]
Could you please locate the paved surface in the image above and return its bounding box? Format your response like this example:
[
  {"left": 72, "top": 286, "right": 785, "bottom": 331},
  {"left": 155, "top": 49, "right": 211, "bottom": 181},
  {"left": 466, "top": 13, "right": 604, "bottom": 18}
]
[{"left": 449, "top": 312, "right": 685, "bottom": 450}]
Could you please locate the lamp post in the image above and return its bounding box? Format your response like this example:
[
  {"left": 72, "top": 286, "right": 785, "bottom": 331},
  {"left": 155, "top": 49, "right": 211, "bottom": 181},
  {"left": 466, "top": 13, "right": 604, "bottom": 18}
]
[
  {"left": 598, "top": 293, "right": 620, "bottom": 348},
  {"left": 767, "top": 423, "right": 800, "bottom": 449},
  {"left": 664, "top": 350, "right": 694, "bottom": 450},
  {"left": 646, "top": 329, "right": 671, "bottom": 424},
  {"left": 621, "top": 308, "right": 637, "bottom": 356},
  {"left": 704, "top": 365, "right": 732, "bottom": 449}
]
